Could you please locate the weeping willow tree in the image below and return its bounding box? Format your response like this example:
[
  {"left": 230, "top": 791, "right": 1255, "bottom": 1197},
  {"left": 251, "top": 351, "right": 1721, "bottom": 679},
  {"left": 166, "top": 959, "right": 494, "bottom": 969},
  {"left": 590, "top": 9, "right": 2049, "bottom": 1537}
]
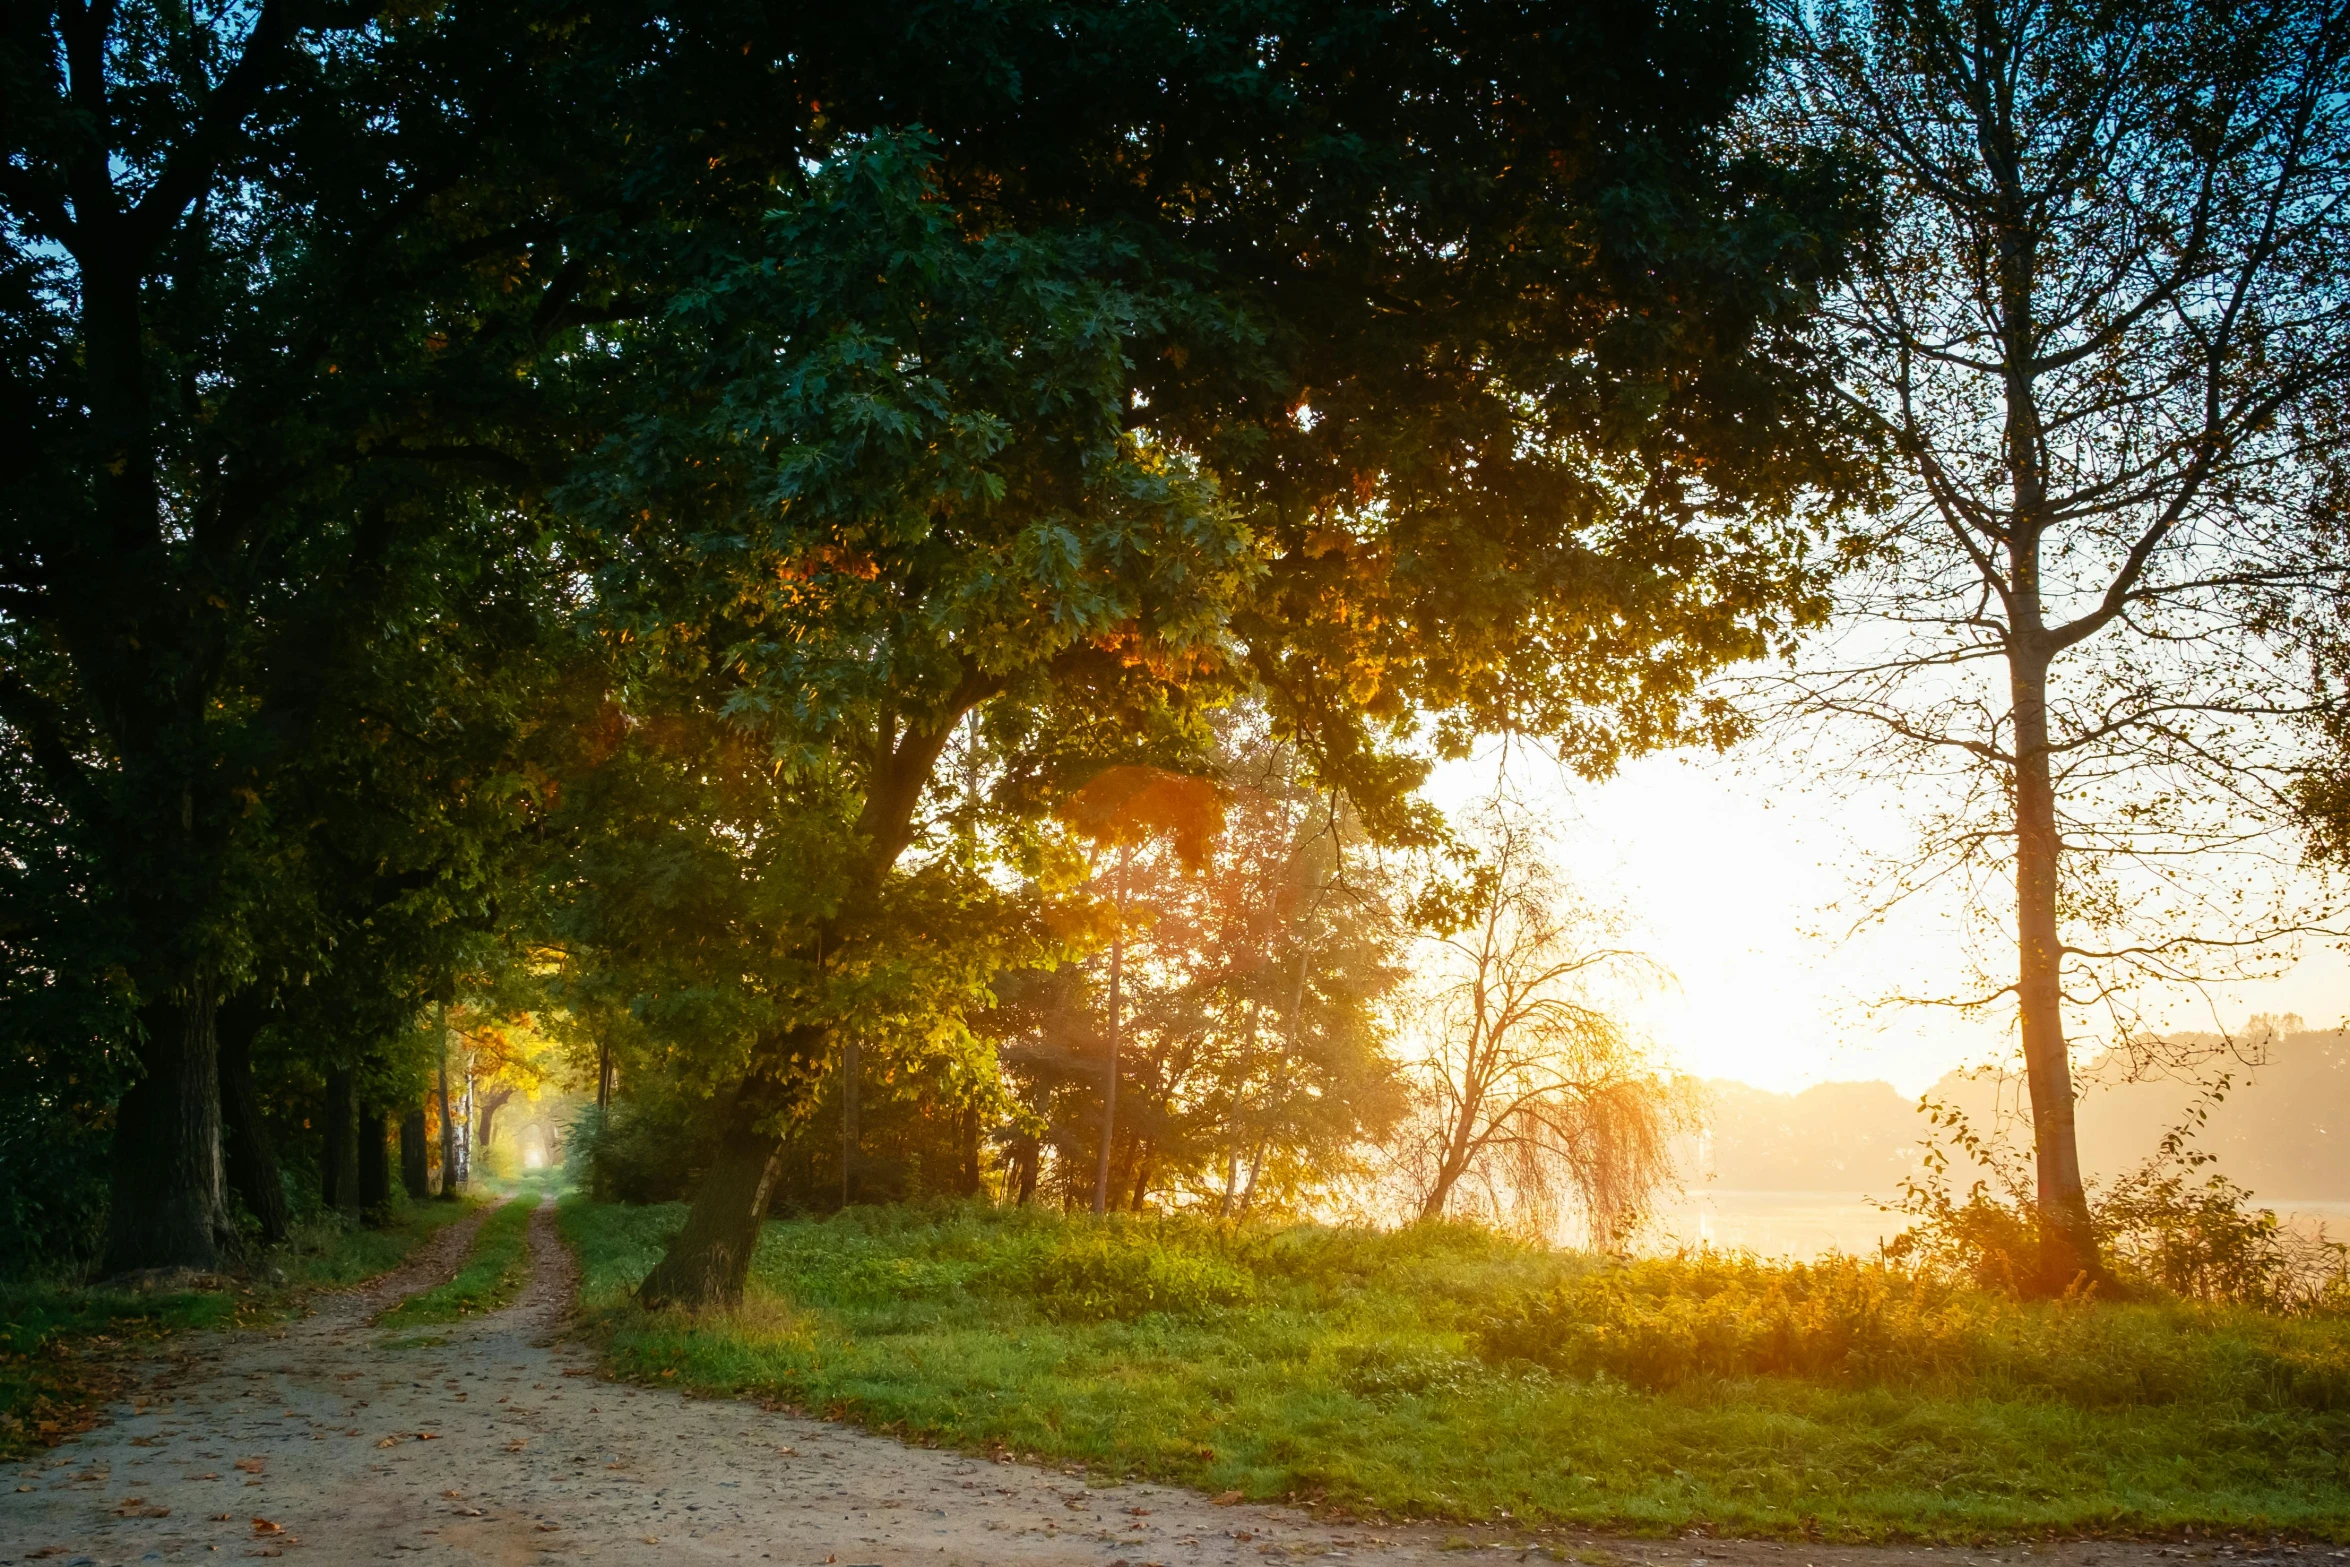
[{"left": 1400, "top": 807, "right": 1690, "bottom": 1249}]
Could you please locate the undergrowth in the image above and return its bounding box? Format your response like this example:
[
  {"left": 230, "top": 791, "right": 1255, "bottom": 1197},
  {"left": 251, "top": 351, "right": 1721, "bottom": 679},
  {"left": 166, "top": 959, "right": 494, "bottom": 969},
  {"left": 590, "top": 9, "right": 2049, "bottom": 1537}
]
[{"left": 560, "top": 1197, "right": 2350, "bottom": 1543}]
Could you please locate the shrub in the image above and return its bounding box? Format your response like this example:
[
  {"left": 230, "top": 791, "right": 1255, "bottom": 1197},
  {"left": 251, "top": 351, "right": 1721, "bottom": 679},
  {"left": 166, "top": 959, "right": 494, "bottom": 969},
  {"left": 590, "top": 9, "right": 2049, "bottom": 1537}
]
[
  {"left": 567, "top": 1094, "right": 709, "bottom": 1205},
  {"left": 1888, "top": 1081, "right": 2350, "bottom": 1309},
  {"left": 2101, "top": 1168, "right": 2350, "bottom": 1312}
]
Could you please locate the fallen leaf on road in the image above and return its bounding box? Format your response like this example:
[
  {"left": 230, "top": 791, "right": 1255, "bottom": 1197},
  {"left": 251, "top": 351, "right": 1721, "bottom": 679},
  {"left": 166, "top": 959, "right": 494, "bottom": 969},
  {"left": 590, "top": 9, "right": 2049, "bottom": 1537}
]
[
  {"left": 234, "top": 1457, "right": 265, "bottom": 1473},
  {"left": 416, "top": 1431, "right": 440, "bottom": 1440},
  {"left": 213, "top": 1513, "right": 232, "bottom": 1521},
  {"left": 375, "top": 1436, "right": 402, "bottom": 1448},
  {"left": 1214, "top": 1491, "right": 1243, "bottom": 1505},
  {"left": 504, "top": 1438, "right": 528, "bottom": 1452},
  {"left": 252, "top": 1517, "right": 284, "bottom": 1535}
]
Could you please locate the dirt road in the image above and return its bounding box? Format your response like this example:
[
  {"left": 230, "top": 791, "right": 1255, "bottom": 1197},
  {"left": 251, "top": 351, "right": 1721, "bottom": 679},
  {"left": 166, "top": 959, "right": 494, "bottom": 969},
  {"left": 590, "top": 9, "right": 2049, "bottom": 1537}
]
[{"left": 0, "top": 1204, "right": 2328, "bottom": 1567}]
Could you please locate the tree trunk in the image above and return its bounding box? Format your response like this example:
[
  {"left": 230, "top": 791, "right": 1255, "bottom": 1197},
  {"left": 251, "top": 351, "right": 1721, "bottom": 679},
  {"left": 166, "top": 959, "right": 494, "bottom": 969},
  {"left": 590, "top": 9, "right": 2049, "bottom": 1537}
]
[
  {"left": 477, "top": 1086, "right": 513, "bottom": 1167},
  {"left": 215, "top": 995, "right": 288, "bottom": 1246},
  {"left": 400, "top": 1108, "right": 431, "bottom": 1200},
  {"left": 434, "top": 1001, "right": 459, "bottom": 1199},
  {"left": 2010, "top": 649, "right": 2102, "bottom": 1290},
  {"left": 322, "top": 1067, "right": 360, "bottom": 1216},
  {"left": 1419, "top": 1078, "right": 1484, "bottom": 1221},
  {"left": 636, "top": 1074, "right": 791, "bottom": 1310},
  {"left": 1128, "top": 1144, "right": 1153, "bottom": 1212},
  {"left": 1092, "top": 845, "right": 1128, "bottom": 1215},
  {"left": 839, "top": 1035, "right": 860, "bottom": 1208},
  {"left": 104, "top": 988, "right": 237, "bottom": 1274},
  {"left": 357, "top": 1102, "right": 392, "bottom": 1215},
  {"left": 1013, "top": 1137, "right": 1039, "bottom": 1206},
  {"left": 959, "top": 1104, "right": 982, "bottom": 1197},
  {"left": 596, "top": 1039, "right": 614, "bottom": 1109}
]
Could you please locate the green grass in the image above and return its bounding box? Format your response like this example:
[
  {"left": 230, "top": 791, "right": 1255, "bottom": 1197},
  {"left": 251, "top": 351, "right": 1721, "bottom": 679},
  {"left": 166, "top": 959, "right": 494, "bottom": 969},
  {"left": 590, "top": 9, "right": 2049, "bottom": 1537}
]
[
  {"left": 376, "top": 1193, "right": 538, "bottom": 1326},
  {"left": 0, "top": 1197, "right": 476, "bottom": 1457},
  {"left": 560, "top": 1197, "right": 2350, "bottom": 1544}
]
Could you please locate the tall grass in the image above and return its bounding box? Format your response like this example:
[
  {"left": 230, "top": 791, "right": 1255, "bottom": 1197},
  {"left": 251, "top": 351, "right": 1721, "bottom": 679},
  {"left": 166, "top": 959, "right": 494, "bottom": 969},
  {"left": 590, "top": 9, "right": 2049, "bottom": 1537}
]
[
  {"left": 1473, "top": 1252, "right": 2350, "bottom": 1408},
  {"left": 561, "top": 1197, "right": 2350, "bottom": 1542}
]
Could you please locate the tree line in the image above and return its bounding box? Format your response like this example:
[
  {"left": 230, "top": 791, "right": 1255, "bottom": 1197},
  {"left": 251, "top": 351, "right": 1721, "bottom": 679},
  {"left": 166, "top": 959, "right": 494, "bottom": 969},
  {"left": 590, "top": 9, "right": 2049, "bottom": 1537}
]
[{"left": 8, "top": 0, "right": 2350, "bottom": 1304}]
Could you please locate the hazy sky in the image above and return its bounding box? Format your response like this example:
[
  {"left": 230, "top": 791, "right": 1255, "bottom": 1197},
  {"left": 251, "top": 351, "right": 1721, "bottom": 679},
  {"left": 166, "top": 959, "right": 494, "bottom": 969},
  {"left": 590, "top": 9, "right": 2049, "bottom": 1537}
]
[{"left": 1424, "top": 747, "right": 2350, "bottom": 1097}]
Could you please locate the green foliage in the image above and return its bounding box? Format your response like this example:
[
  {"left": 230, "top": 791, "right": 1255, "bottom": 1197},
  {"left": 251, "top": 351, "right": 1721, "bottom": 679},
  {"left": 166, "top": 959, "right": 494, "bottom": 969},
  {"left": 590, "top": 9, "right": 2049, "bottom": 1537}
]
[
  {"left": 566, "top": 1098, "right": 709, "bottom": 1206},
  {"left": 377, "top": 1197, "right": 538, "bottom": 1327},
  {"left": 5, "top": 0, "right": 1873, "bottom": 1275},
  {"left": 0, "top": 738, "right": 136, "bottom": 1275},
  {"left": 560, "top": 1198, "right": 2350, "bottom": 1539}
]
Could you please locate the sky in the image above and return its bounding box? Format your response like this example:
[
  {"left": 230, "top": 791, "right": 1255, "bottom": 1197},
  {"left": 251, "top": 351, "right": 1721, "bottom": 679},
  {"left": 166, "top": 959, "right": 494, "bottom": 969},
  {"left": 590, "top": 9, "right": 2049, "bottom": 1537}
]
[{"left": 1422, "top": 747, "right": 2350, "bottom": 1097}]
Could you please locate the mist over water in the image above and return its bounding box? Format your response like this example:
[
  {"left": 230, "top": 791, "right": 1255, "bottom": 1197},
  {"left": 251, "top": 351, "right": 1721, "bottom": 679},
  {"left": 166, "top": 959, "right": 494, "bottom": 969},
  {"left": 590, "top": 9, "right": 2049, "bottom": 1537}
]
[{"left": 1640, "top": 1190, "right": 2350, "bottom": 1260}]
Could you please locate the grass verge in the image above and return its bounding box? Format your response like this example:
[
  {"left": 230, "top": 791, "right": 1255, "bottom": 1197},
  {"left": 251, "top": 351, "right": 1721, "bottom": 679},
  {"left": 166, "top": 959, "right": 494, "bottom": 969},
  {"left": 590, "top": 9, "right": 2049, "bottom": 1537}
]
[
  {"left": 0, "top": 1197, "right": 476, "bottom": 1458},
  {"left": 376, "top": 1194, "right": 537, "bottom": 1327},
  {"left": 560, "top": 1197, "right": 2350, "bottom": 1544}
]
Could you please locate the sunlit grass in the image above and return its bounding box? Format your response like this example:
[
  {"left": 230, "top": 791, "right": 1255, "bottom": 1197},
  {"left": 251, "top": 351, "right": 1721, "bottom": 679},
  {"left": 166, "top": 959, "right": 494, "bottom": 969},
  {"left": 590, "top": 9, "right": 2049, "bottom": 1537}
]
[
  {"left": 0, "top": 1197, "right": 476, "bottom": 1457},
  {"left": 560, "top": 1197, "right": 2350, "bottom": 1542},
  {"left": 377, "top": 1193, "right": 538, "bottom": 1326}
]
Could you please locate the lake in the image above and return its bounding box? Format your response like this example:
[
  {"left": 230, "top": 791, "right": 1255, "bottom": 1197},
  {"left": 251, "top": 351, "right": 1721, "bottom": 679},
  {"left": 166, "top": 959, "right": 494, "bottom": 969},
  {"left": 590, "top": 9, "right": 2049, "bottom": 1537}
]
[{"left": 1642, "top": 1189, "right": 2350, "bottom": 1258}]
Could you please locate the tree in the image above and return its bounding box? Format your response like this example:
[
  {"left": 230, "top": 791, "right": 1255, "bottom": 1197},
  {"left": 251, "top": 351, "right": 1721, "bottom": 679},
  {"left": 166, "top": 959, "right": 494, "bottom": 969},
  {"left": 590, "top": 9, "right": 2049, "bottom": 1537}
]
[
  {"left": 1058, "top": 764, "right": 1228, "bottom": 1212},
  {"left": 1118, "top": 724, "right": 1409, "bottom": 1217},
  {"left": 603, "top": 0, "right": 1872, "bottom": 1302},
  {"left": 1773, "top": 0, "right": 2350, "bottom": 1286},
  {"left": 1400, "top": 807, "right": 1683, "bottom": 1248},
  {"left": 576, "top": 131, "right": 1253, "bottom": 1305},
  {"left": 0, "top": 0, "right": 657, "bottom": 1269}
]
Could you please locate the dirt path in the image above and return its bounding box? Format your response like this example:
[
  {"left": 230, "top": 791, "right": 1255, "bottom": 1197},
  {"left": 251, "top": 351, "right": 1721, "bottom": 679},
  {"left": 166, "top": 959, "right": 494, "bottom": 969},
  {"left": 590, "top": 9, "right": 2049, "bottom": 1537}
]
[{"left": 0, "top": 1204, "right": 2327, "bottom": 1567}]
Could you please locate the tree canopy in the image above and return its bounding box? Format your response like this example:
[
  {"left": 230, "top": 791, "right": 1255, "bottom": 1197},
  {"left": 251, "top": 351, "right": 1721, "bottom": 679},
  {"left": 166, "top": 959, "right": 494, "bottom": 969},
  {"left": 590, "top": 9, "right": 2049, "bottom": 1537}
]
[{"left": 2, "top": 0, "right": 1870, "bottom": 1282}]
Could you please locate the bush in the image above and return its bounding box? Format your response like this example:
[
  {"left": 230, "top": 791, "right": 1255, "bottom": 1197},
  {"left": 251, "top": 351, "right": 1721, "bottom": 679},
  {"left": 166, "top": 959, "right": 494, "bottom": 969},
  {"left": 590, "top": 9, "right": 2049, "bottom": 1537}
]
[
  {"left": 2101, "top": 1168, "right": 2350, "bottom": 1312},
  {"left": 567, "top": 1094, "right": 709, "bottom": 1204},
  {"left": 1889, "top": 1084, "right": 2350, "bottom": 1309}
]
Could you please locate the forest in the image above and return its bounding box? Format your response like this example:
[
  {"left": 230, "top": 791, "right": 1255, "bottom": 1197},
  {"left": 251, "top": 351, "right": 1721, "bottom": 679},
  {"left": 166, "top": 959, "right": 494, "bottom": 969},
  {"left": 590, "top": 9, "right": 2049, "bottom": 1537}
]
[{"left": 12, "top": 0, "right": 2350, "bottom": 1549}]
